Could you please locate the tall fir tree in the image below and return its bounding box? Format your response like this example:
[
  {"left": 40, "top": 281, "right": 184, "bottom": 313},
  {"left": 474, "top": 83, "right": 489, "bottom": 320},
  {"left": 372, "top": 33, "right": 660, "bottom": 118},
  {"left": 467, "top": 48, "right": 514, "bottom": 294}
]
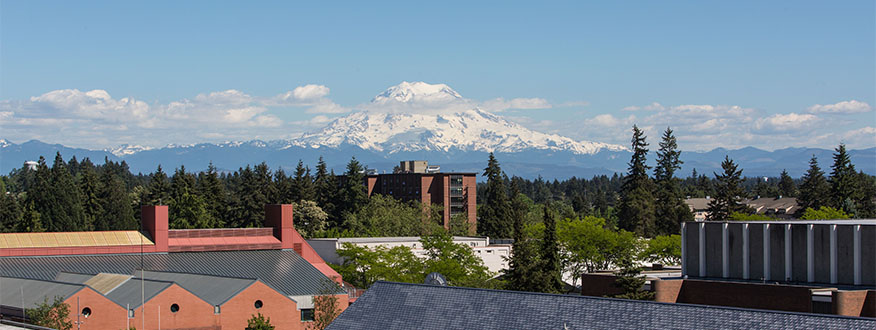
[
  {"left": 339, "top": 157, "right": 368, "bottom": 227},
  {"left": 797, "top": 155, "right": 830, "bottom": 213},
  {"left": 77, "top": 164, "right": 101, "bottom": 231},
  {"left": 828, "top": 144, "right": 858, "bottom": 216},
  {"left": 618, "top": 125, "right": 656, "bottom": 237},
  {"left": 313, "top": 157, "right": 339, "bottom": 227},
  {"left": 275, "top": 168, "right": 294, "bottom": 203},
  {"left": 146, "top": 165, "right": 171, "bottom": 205},
  {"left": 197, "top": 162, "right": 227, "bottom": 227},
  {"left": 478, "top": 153, "right": 512, "bottom": 239},
  {"left": 854, "top": 171, "right": 876, "bottom": 218},
  {"left": 0, "top": 192, "right": 22, "bottom": 232},
  {"left": 97, "top": 167, "right": 135, "bottom": 230},
  {"left": 504, "top": 181, "right": 541, "bottom": 292},
  {"left": 706, "top": 156, "right": 747, "bottom": 221},
  {"left": 292, "top": 160, "right": 315, "bottom": 202},
  {"left": 47, "top": 153, "right": 87, "bottom": 231},
  {"left": 653, "top": 127, "right": 692, "bottom": 235},
  {"left": 538, "top": 203, "right": 563, "bottom": 293},
  {"left": 777, "top": 169, "right": 797, "bottom": 198},
  {"left": 233, "top": 164, "right": 275, "bottom": 227}
]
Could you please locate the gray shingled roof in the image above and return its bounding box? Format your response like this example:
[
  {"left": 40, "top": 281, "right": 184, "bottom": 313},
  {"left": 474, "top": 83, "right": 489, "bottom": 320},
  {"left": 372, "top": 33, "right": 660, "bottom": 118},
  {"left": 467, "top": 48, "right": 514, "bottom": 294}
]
[
  {"left": 327, "top": 281, "right": 876, "bottom": 330},
  {"left": 0, "top": 250, "right": 341, "bottom": 296},
  {"left": 134, "top": 270, "right": 258, "bottom": 306},
  {"left": 0, "top": 277, "right": 85, "bottom": 309}
]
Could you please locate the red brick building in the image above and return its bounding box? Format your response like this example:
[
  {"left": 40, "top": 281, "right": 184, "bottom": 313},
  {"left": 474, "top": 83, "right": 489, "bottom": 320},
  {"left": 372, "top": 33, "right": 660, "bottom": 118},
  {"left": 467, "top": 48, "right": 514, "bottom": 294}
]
[{"left": 0, "top": 204, "right": 348, "bottom": 330}]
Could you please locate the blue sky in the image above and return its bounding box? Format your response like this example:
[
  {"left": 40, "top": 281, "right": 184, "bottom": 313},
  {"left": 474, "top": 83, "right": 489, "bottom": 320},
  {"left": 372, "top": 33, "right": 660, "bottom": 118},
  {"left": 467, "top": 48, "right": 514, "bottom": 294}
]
[{"left": 1, "top": 0, "right": 874, "bottom": 150}]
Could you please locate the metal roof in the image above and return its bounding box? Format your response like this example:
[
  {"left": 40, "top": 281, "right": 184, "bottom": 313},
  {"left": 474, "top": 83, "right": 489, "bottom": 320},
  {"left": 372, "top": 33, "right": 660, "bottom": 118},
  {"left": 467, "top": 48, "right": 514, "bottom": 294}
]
[
  {"left": 327, "top": 281, "right": 876, "bottom": 330},
  {"left": 103, "top": 278, "right": 173, "bottom": 310},
  {"left": 134, "top": 270, "right": 257, "bottom": 306},
  {"left": 84, "top": 273, "right": 134, "bottom": 294},
  {"left": 0, "top": 276, "right": 85, "bottom": 309},
  {"left": 0, "top": 250, "right": 340, "bottom": 296},
  {"left": 0, "top": 231, "right": 152, "bottom": 249}
]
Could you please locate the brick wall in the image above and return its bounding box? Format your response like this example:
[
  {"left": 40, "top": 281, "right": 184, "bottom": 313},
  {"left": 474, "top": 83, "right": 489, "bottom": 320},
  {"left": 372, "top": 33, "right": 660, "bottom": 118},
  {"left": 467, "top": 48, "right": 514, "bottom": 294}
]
[
  {"left": 64, "top": 287, "right": 127, "bottom": 330},
  {"left": 129, "top": 284, "right": 218, "bottom": 330},
  {"left": 653, "top": 279, "right": 815, "bottom": 313},
  {"left": 219, "top": 281, "right": 301, "bottom": 330},
  {"left": 580, "top": 274, "right": 625, "bottom": 297},
  {"left": 833, "top": 290, "right": 876, "bottom": 317}
]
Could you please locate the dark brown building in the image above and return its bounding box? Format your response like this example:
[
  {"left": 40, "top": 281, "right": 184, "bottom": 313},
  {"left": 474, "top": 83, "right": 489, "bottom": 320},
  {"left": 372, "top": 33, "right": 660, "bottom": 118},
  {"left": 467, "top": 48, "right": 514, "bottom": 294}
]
[{"left": 364, "top": 161, "right": 477, "bottom": 232}]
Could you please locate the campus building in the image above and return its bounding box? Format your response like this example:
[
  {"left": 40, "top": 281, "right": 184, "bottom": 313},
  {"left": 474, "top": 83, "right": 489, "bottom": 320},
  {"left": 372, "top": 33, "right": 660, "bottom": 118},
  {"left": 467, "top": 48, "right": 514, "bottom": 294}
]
[
  {"left": 364, "top": 161, "right": 477, "bottom": 232},
  {"left": 0, "top": 205, "right": 349, "bottom": 330},
  {"left": 307, "top": 236, "right": 511, "bottom": 273}
]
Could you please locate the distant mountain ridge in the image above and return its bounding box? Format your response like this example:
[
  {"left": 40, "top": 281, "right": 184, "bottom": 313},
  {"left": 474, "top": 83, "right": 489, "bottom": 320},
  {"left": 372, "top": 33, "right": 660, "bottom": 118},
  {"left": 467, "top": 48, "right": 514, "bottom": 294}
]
[
  {"left": 1, "top": 82, "right": 873, "bottom": 179},
  {"left": 2, "top": 138, "right": 873, "bottom": 179}
]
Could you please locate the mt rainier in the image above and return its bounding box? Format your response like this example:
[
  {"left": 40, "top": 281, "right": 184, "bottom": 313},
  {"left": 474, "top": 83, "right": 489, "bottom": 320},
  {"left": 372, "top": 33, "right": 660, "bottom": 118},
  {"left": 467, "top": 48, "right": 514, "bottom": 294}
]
[{"left": 293, "top": 82, "right": 625, "bottom": 155}]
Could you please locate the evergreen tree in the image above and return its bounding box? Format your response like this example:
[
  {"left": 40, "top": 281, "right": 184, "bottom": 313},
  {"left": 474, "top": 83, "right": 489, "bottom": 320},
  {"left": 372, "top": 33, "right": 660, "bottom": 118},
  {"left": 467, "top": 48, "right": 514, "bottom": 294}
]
[
  {"left": 478, "top": 153, "right": 512, "bottom": 238},
  {"left": 503, "top": 181, "right": 541, "bottom": 292},
  {"left": 47, "top": 153, "right": 86, "bottom": 231},
  {"left": 798, "top": 155, "right": 830, "bottom": 212},
  {"left": 618, "top": 125, "right": 656, "bottom": 237},
  {"left": 232, "top": 164, "right": 274, "bottom": 227},
  {"left": 854, "top": 171, "right": 876, "bottom": 218},
  {"left": 539, "top": 203, "right": 563, "bottom": 293},
  {"left": 146, "top": 165, "right": 171, "bottom": 205},
  {"left": 169, "top": 188, "right": 213, "bottom": 229},
  {"left": 706, "top": 156, "right": 747, "bottom": 221},
  {"left": 611, "top": 257, "right": 654, "bottom": 300},
  {"left": 77, "top": 164, "right": 101, "bottom": 231},
  {"left": 97, "top": 167, "right": 135, "bottom": 230},
  {"left": 828, "top": 144, "right": 858, "bottom": 215},
  {"left": 653, "top": 127, "right": 692, "bottom": 235},
  {"left": 777, "top": 169, "right": 797, "bottom": 197},
  {"left": 313, "top": 157, "right": 340, "bottom": 228},
  {"left": 274, "top": 168, "right": 294, "bottom": 203},
  {"left": 197, "top": 162, "right": 227, "bottom": 227},
  {"left": 292, "top": 160, "right": 315, "bottom": 202},
  {"left": 0, "top": 192, "right": 22, "bottom": 232},
  {"left": 338, "top": 157, "right": 368, "bottom": 226}
]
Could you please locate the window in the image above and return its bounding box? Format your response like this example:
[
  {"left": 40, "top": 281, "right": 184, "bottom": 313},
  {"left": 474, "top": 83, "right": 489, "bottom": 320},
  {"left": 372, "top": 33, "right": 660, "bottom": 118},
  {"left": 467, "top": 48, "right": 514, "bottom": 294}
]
[
  {"left": 81, "top": 307, "right": 92, "bottom": 318},
  {"left": 301, "top": 308, "right": 315, "bottom": 322},
  {"left": 170, "top": 304, "right": 180, "bottom": 313},
  {"left": 214, "top": 305, "right": 221, "bottom": 314},
  {"left": 128, "top": 309, "right": 134, "bottom": 318},
  {"left": 254, "top": 300, "right": 263, "bottom": 309}
]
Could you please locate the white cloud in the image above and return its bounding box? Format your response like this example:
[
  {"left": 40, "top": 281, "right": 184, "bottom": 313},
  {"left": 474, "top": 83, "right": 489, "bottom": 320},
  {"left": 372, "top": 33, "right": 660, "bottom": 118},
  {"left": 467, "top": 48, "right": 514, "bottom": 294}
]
[
  {"left": 755, "top": 113, "right": 819, "bottom": 132},
  {"left": 622, "top": 102, "right": 664, "bottom": 111},
  {"left": 807, "top": 100, "right": 871, "bottom": 114},
  {"left": 480, "top": 97, "right": 552, "bottom": 112},
  {"left": 292, "top": 84, "right": 330, "bottom": 100}
]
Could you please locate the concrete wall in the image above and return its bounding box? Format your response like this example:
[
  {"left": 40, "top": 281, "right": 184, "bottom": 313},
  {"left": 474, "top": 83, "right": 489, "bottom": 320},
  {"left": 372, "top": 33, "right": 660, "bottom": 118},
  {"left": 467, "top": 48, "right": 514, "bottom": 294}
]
[
  {"left": 682, "top": 221, "right": 875, "bottom": 287},
  {"left": 748, "top": 224, "right": 764, "bottom": 280},
  {"left": 705, "top": 223, "right": 722, "bottom": 277},
  {"left": 832, "top": 290, "right": 876, "bottom": 318}
]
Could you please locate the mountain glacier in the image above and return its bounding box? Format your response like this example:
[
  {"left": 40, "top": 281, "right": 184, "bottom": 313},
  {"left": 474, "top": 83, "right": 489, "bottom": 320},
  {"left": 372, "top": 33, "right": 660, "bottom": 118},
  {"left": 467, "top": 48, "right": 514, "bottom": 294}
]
[{"left": 293, "top": 82, "right": 625, "bottom": 155}]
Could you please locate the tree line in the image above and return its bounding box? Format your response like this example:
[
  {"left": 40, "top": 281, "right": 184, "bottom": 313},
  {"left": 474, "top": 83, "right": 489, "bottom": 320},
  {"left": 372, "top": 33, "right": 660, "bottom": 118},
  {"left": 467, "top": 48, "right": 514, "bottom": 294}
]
[{"left": 0, "top": 153, "right": 465, "bottom": 237}]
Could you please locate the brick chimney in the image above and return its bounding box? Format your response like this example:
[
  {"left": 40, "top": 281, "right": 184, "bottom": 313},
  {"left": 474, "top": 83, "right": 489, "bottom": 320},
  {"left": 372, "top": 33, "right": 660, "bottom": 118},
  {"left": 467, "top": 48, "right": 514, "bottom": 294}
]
[
  {"left": 141, "top": 205, "right": 169, "bottom": 252},
  {"left": 265, "top": 204, "right": 294, "bottom": 249}
]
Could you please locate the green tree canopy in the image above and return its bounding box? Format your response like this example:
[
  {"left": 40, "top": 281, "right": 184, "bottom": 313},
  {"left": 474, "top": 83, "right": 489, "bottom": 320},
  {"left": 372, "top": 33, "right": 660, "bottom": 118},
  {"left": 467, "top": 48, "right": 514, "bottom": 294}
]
[
  {"left": 478, "top": 153, "right": 512, "bottom": 238},
  {"left": 618, "top": 125, "right": 656, "bottom": 237},
  {"left": 707, "top": 156, "right": 748, "bottom": 221}
]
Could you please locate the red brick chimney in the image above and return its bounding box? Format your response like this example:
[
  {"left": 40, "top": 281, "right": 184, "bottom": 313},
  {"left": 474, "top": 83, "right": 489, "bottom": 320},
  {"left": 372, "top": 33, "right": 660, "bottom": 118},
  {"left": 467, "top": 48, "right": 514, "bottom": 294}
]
[
  {"left": 264, "top": 204, "right": 294, "bottom": 249},
  {"left": 141, "top": 205, "right": 169, "bottom": 252}
]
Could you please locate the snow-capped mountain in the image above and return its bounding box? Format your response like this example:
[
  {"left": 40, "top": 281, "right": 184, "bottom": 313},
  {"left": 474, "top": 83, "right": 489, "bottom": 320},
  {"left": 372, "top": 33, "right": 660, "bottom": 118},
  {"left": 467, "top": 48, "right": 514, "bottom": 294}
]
[
  {"left": 371, "top": 81, "right": 463, "bottom": 104},
  {"left": 295, "top": 82, "right": 625, "bottom": 155},
  {"left": 105, "top": 144, "right": 153, "bottom": 157}
]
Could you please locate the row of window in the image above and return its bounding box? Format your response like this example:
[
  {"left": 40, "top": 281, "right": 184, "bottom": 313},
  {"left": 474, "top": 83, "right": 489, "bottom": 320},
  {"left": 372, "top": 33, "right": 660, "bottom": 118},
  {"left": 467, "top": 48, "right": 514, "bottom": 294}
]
[{"left": 93, "top": 300, "right": 316, "bottom": 323}]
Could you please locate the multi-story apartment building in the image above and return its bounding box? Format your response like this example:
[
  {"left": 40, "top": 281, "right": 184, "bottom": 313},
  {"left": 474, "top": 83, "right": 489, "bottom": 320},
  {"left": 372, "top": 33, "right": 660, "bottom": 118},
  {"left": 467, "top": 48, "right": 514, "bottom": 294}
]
[{"left": 364, "top": 161, "right": 477, "bottom": 232}]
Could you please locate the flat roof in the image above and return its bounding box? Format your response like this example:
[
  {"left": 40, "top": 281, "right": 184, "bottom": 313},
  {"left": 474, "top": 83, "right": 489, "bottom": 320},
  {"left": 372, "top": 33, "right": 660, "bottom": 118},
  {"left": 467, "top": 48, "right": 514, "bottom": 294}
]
[{"left": 0, "top": 231, "right": 153, "bottom": 249}]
